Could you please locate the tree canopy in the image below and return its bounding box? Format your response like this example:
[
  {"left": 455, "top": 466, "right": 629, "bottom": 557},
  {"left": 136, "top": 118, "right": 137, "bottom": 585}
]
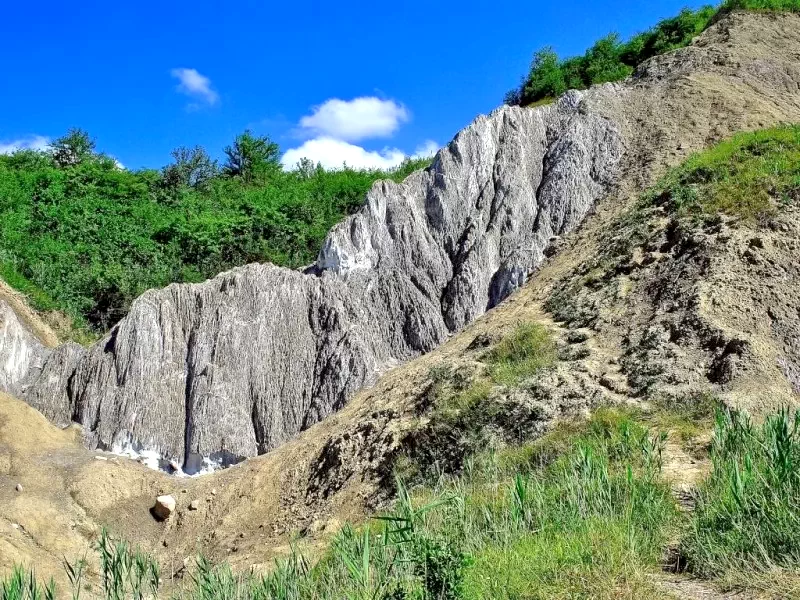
[
  {"left": 0, "top": 132, "right": 430, "bottom": 335},
  {"left": 505, "top": 1, "right": 800, "bottom": 107}
]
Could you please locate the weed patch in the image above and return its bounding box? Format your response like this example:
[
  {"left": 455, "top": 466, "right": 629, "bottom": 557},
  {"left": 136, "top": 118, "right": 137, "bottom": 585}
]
[
  {"left": 485, "top": 323, "right": 557, "bottom": 386},
  {"left": 683, "top": 408, "right": 800, "bottom": 583},
  {"left": 647, "top": 125, "right": 800, "bottom": 224}
]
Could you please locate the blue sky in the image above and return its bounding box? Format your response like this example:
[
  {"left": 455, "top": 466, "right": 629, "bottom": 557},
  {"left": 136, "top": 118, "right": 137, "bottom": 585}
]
[{"left": 0, "top": 0, "right": 706, "bottom": 170}]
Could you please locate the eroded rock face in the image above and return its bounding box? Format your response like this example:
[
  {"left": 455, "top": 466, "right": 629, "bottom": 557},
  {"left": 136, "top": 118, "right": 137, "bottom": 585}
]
[
  {"left": 10, "top": 94, "right": 624, "bottom": 470},
  {"left": 0, "top": 301, "right": 49, "bottom": 398}
]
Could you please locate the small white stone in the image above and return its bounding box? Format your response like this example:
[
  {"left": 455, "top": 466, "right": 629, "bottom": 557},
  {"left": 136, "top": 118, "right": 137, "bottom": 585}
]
[
  {"left": 15, "top": 483, "right": 23, "bottom": 492},
  {"left": 152, "top": 495, "right": 176, "bottom": 521}
]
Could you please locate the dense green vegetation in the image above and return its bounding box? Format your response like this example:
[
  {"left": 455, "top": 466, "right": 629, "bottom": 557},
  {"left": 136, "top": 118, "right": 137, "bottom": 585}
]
[
  {"left": 647, "top": 124, "right": 800, "bottom": 223},
  {"left": 0, "top": 129, "right": 429, "bottom": 334},
  {"left": 506, "top": 0, "right": 800, "bottom": 107},
  {"left": 684, "top": 408, "right": 800, "bottom": 584}
]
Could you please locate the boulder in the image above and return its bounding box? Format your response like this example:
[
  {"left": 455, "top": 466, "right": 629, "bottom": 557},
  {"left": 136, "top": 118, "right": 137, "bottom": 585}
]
[{"left": 152, "top": 495, "right": 176, "bottom": 521}]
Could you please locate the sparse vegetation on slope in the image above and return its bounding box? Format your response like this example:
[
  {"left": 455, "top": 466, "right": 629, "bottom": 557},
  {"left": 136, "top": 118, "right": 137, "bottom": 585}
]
[
  {"left": 546, "top": 124, "right": 800, "bottom": 337},
  {"left": 647, "top": 124, "right": 800, "bottom": 223},
  {"left": 485, "top": 322, "right": 557, "bottom": 386},
  {"left": 9, "top": 395, "right": 800, "bottom": 599},
  {"left": 17, "top": 400, "right": 800, "bottom": 599},
  {"left": 0, "top": 130, "right": 430, "bottom": 334},
  {"left": 0, "top": 408, "right": 684, "bottom": 600},
  {"left": 506, "top": 0, "right": 800, "bottom": 107}
]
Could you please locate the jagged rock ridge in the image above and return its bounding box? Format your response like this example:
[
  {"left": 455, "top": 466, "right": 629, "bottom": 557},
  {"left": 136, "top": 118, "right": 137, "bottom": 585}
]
[{"left": 5, "top": 94, "right": 623, "bottom": 470}]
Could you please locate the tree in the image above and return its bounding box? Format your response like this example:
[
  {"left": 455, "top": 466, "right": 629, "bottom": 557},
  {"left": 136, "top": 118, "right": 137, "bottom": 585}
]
[
  {"left": 222, "top": 130, "right": 281, "bottom": 183},
  {"left": 294, "top": 157, "right": 322, "bottom": 179},
  {"left": 162, "top": 146, "right": 218, "bottom": 190},
  {"left": 521, "top": 48, "right": 567, "bottom": 105},
  {"left": 583, "top": 34, "right": 632, "bottom": 85},
  {"left": 503, "top": 86, "right": 523, "bottom": 107},
  {"left": 51, "top": 128, "right": 96, "bottom": 167}
]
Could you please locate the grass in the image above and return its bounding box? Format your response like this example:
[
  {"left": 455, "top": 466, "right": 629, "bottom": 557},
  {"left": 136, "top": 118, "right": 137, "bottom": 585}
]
[
  {"left": 647, "top": 125, "right": 800, "bottom": 224},
  {"left": 0, "top": 568, "right": 56, "bottom": 600},
  {"left": 485, "top": 323, "right": 558, "bottom": 386},
  {"left": 682, "top": 407, "right": 800, "bottom": 593},
  {"left": 397, "top": 323, "right": 558, "bottom": 479},
  {"left": 7, "top": 404, "right": 800, "bottom": 598},
  {"left": 1, "top": 409, "right": 679, "bottom": 600},
  {"left": 450, "top": 410, "right": 677, "bottom": 599}
]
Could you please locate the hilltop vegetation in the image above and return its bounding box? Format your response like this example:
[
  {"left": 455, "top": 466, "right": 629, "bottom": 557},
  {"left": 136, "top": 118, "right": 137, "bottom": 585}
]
[
  {"left": 0, "top": 130, "right": 428, "bottom": 334},
  {"left": 506, "top": 0, "right": 800, "bottom": 106}
]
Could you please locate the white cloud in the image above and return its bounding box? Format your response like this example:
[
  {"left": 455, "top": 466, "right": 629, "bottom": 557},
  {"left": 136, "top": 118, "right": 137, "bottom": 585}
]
[
  {"left": 0, "top": 135, "right": 50, "bottom": 155},
  {"left": 298, "top": 97, "right": 409, "bottom": 142},
  {"left": 170, "top": 68, "right": 219, "bottom": 106},
  {"left": 281, "top": 137, "right": 407, "bottom": 170},
  {"left": 413, "top": 140, "right": 439, "bottom": 159},
  {"left": 282, "top": 97, "right": 437, "bottom": 171}
]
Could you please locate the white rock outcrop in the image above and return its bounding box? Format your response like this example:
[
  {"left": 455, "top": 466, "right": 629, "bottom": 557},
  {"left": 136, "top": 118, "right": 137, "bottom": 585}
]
[
  {"left": 0, "top": 301, "right": 48, "bottom": 397},
  {"left": 5, "top": 95, "right": 624, "bottom": 471}
]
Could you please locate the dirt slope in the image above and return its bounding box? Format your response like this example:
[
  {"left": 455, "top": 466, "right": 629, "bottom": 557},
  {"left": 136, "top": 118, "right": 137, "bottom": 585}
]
[
  {"left": 0, "top": 280, "right": 59, "bottom": 349},
  {"left": 2, "top": 9, "right": 800, "bottom": 593}
]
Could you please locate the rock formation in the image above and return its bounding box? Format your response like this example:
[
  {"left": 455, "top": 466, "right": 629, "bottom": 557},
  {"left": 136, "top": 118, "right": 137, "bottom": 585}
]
[
  {"left": 4, "top": 93, "right": 624, "bottom": 470},
  {"left": 0, "top": 300, "right": 48, "bottom": 398}
]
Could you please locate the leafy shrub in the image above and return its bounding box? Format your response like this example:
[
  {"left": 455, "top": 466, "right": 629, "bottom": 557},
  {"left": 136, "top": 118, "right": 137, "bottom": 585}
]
[
  {"left": 515, "top": 6, "right": 715, "bottom": 106},
  {"left": 0, "top": 133, "right": 431, "bottom": 334}
]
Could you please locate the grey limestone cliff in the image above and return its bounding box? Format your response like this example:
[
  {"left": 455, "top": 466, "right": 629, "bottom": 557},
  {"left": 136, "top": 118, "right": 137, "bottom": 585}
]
[{"left": 7, "top": 93, "right": 624, "bottom": 470}]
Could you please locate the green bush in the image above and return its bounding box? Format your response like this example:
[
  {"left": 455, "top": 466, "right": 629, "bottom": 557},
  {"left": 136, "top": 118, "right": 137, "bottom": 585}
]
[
  {"left": 514, "top": 6, "right": 715, "bottom": 106},
  {"left": 509, "top": 0, "right": 800, "bottom": 107},
  {"left": 0, "top": 132, "right": 430, "bottom": 334}
]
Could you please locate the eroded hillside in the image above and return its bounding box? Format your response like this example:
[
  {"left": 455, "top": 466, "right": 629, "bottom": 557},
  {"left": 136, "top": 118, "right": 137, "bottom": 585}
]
[{"left": 2, "top": 9, "right": 800, "bottom": 598}]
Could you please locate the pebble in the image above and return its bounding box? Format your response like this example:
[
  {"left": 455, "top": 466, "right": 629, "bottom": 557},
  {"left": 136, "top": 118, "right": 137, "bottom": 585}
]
[{"left": 15, "top": 483, "right": 22, "bottom": 492}]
